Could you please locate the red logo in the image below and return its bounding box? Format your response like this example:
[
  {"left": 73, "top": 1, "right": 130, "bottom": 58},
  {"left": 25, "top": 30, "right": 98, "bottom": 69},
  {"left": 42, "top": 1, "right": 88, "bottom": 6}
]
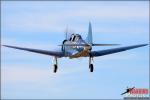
[
  {"left": 122, "top": 87, "right": 149, "bottom": 99},
  {"left": 129, "top": 88, "right": 149, "bottom": 95}
]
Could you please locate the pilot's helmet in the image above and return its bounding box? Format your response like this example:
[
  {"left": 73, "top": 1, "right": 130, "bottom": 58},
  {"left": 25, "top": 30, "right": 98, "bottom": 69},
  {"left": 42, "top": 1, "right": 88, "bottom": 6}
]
[
  {"left": 71, "top": 33, "right": 74, "bottom": 36},
  {"left": 70, "top": 33, "right": 75, "bottom": 41},
  {"left": 76, "top": 34, "right": 82, "bottom": 39}
]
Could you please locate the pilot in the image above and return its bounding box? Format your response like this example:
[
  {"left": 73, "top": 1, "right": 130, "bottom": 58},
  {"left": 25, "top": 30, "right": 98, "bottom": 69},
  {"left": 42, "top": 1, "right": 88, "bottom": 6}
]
[
  {"left": 75, "top": 34, "right": 82, "bottom": 41},
  {"left": 69, "top": 34, "right": 74, "bottom": 41},
  {"left": 70, "top": 34, "right": 76, "bottom": 42}
]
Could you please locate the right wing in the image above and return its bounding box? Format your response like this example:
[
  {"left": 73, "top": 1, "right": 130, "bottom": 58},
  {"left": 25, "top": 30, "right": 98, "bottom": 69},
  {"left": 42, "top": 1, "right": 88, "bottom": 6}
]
[
  {"left": 3, "top": 45, "right": 64, "bottom": 57},
  {"left": 90, "top": 44, "right": 148, "bottom": 57}
]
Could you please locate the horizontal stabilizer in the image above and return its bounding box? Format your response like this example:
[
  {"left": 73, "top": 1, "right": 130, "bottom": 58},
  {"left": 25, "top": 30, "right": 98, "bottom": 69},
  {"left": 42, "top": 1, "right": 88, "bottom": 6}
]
[
  {"left": 58, "top": 43, "right": 119, "bottom": 46},
  {"left": 92, "top": 44, "right": 120, "bottom": 46},
  {"left": 58, "top": 44, "right": 89, "bottom": 46}
]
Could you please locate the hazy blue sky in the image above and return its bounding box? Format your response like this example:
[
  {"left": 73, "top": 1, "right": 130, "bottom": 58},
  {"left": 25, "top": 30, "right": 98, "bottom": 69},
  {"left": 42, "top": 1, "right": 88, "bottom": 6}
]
[{"left": 1, "top": 1, "right": 149, "bottom": 99}]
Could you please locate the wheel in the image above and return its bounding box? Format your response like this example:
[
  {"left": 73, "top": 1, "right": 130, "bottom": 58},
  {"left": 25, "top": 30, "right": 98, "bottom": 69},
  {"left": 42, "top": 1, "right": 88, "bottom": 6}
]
[
  {"left": 54, "top": 64, "right": 58, "bottom": 73},
  {"left": 89, "top": 64, "right": 94, "bottom": 72}
]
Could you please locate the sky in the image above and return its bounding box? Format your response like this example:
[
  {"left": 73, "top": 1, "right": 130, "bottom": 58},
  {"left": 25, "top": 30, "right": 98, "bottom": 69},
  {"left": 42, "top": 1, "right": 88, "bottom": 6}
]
[{"left": 1, "top": 1, "right": 149, "bottom": 99}]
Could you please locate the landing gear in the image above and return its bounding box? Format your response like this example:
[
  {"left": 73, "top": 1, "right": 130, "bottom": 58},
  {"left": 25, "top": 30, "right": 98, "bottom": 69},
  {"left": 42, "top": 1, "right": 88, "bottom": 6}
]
[
  {"left": 89, "top": 64, "right": 94, "bottom": 72},
  {"left": 89, "top": 57, "right": 94, "bottom": 72},
  {"left": 53, "top": 64, "right": 58, "bottom": 73},
  {"left": 53, "top": 57, "right": 58, "bottom": 73}
]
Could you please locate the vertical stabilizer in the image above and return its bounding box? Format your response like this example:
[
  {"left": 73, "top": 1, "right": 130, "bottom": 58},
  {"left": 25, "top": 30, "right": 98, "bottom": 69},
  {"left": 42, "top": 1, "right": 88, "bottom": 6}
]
[{"left": 86, "top": 22, "right": 93, "bottom": 45}]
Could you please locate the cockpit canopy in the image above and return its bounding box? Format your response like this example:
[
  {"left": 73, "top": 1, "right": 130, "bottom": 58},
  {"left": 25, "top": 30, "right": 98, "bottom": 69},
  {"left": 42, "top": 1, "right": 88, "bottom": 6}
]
[{"left": 69, "top": 34, "right": 82, "bottom": 42}]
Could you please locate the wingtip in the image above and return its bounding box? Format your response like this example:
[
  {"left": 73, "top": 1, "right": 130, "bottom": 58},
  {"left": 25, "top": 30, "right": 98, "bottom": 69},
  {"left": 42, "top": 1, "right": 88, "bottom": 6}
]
[
  {"left": 134, "top": 44, "right": 148, "bottom": 48},
  {"left": 2, "top": 45, "right": 9, "bottom": 47},
  {"left": 2, "top": 45, "right": 15, "bottom": 48},
  {"left": 2, "top": 44, "right": 7, "bottom": 47},
  {"left": 142, "top": 44, "right": 148, "bottom": 46}
]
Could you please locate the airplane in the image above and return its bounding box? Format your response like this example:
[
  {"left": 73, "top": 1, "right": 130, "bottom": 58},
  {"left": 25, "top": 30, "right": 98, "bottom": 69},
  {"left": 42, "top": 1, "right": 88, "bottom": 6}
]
[
  {"left": 121, "top": 87, "right": 135, "bottom": 95},
  {"left": 2, "top": 22, "right": 148, "bottom": 73}
]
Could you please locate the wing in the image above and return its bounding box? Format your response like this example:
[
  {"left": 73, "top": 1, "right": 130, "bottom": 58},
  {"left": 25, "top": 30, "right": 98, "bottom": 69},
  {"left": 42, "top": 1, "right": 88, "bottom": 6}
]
[
  {"left": 3, "top": 45, "right": 64, "bottom": 57},
  {"left": 90, "top": 44, "right": 148, "bottom": 57}
]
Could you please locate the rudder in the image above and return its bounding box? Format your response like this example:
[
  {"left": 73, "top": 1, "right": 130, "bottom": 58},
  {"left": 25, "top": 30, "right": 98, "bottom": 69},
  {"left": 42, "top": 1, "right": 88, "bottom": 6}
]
[{"left": 86, "top": 22, "right": 93, "bottom": 45}]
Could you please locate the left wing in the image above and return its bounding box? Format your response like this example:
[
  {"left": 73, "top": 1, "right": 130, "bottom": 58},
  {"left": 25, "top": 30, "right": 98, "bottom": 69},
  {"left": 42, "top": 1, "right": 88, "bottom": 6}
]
[
  {"left": 90, "top": 44, "right": 148, "bottom": 57},
  {"left": 3, "top": 45, "right": 64, "bottom": 57}
]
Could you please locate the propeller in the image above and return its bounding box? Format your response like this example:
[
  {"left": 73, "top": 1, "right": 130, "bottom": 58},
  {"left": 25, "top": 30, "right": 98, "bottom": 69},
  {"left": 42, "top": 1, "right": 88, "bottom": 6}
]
[
  {"left": 64, "top": 25, "right": 68, "bottom": 40},
  {"left": 64, "top": 25, "right": 75, "bottom": 40}
]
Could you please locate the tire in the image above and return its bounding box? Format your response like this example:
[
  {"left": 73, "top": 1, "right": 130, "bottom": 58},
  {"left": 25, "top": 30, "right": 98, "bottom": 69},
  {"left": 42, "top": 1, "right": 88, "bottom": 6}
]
[
  {"left": 54, "top": 64, "right": 58, "bottom": 73},
  {"left": 90, "top": 64, "right": 94, "bottom": 72}
]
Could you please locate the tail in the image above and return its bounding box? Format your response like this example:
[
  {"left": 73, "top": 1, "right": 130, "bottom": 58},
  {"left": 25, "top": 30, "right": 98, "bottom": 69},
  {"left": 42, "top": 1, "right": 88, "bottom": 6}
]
[
  {"left": 86, "top": 22, "right": 93, "bottom": 45},
  {"left": 86, "top": 22, "right": 120, "bottom": 47}
]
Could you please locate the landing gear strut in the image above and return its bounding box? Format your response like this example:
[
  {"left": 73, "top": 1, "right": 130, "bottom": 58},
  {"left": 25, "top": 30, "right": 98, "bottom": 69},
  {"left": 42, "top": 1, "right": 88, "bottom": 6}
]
[
  {"left": 53, "top": 57, "right": 58, "bottom": 73},
  {"left": 54, "top": 64, "right": 58, "bottom": 73},
  {"left": 89, "top": 57, "right": 94, "bottom": 72}
]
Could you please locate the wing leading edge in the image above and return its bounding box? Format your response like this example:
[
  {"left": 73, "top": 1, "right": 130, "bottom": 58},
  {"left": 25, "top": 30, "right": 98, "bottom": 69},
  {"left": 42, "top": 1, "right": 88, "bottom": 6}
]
[
  {"left": 3, "top": 45, "right": 64, "bottom": 57},
  {"left": 3, "top": 44, "right": 148, "bottom": 58},
  {"left": 90, "top": 44, "right": 148, "bottom": 57}
]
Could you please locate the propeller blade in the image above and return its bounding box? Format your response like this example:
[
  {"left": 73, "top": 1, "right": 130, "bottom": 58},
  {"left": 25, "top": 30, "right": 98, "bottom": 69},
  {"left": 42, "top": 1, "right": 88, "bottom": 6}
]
[{"left": 64, "top": 25, "right": 68, "bottom": 40}]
